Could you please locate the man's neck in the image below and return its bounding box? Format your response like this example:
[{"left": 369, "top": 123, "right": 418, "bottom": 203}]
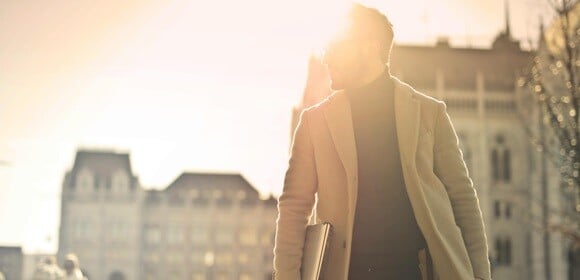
[
  {"left": 349, "top": 65, "right": 388, "bottom": 91},
  {"left": 352, "top": 64, "right": 387, "bottom": 89}
]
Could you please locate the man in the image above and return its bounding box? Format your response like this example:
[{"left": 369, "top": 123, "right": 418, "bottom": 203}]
[{"left": 273, "top": 3, "right": 490, "bottom": 280}]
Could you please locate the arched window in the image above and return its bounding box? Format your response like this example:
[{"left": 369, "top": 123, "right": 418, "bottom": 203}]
[
  {"left": 76, "top": 169, "right": 94, "bottom": 192},
  {"left": 112, "top": 171, "right": 129, "bottom": 193},
  {"left": 494, "top": 236, "right": 512, "bottom": 266},
  {"left": 503, "top": 150, "right": 511, "bottom": 181},
  {"left": 491, "top": 134, "right": 511, "bottom": 183}
]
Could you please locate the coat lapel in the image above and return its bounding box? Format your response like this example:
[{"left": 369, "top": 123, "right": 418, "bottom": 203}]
[
  {"left": 322, "top": 92, "right": 358, "bottom": 211},
  {"left": 321, "top": 79, "right": 420, "bottom": 214},
  {"left": 394, "top": 78, "right": 420, "bottom": 168}
]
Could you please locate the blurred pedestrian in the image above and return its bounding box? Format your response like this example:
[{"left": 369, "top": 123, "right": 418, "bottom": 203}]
[
  {"left": 60, "top": 254, "right": 87, "bottom": 280},
  {"left": 32, "top": 256, "right": 63, "bottom": 280}
]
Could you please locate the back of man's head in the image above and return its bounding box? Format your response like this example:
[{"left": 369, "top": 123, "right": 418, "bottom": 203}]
[
  {"left": 64, "top": 254, "right": 79, "bottom": 272},
  {"left": 347, "top": 3, "right": 394, "bottom": 64}
]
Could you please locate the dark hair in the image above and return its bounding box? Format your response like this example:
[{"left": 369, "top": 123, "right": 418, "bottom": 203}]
[{"left": 348, "top": 3, "right": 394, "bottom": 64}]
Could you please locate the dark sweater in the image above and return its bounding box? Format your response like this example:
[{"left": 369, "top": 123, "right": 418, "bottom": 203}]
[{"left": 346, "top": 72, "right": 426, "bottom": 279}]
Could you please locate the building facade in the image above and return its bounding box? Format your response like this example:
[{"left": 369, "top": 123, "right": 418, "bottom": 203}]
[
  {"left": 58, "top": 150, "right": 276, "bottom": 280},
  {"left": 295, "top": 23, "right": 571, "bottom": 280},
  {"left": 0, "top": 246, "right": 23, "bottom": 280}
]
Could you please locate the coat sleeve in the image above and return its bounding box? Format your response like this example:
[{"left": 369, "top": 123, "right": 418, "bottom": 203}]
[
  {"left": 273, "top": 109, "right": 318, "bottom": 280},
  {"left": 432, "top": 102, "right": 491, "bottom": 280}
]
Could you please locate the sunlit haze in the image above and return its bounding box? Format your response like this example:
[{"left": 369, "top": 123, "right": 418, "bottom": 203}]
[{"left": 1, "top": 0, "right": 550, "bottom": 253}]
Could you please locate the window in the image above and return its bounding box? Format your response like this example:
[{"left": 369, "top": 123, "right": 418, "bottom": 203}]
[
  {"left": 505, "top": 202, "right": 512, "bottom": 218},
  {"left": 239, "top": 227, "right": 258, "bottom": 246},
  {"left": 493, "top": 201, "right": 513, "bottom": 220},
  {"left": 168, "top": 193, "right": 185, "bottom": 206},
  {"left": 169, "top": 271, "right": 183, "bottom": 280},
  {"left": 503, "top": 150, "right": 511, "bottom": 181},
  {"left": 72, "top": 220, "right": 91, "bottom": 240},
  {"left": 215, "top": 228, "right": 234, "bottom": 245},
  {"left": 239, "top": 272, "right": 253, "bottom": 280},
  {"left": 238, "top": 252, "right": 249, "bottom": 264},
  {"left": 240, "top": 195, "right": 257, "bottom": 208},
  {"left": 191, "top": 227, "right": 209, "bottom": 245},
  {"left": 191, "top": 271, "right": 205, "bottom": 280},
  {"left": 491, "top": 150, "right": 500, "bottom": 180},
  {"left": 192, "top": 190, "right": 209, "bottom": 207},
  {"left": 144, "top": 226, "right": 161, "bottom": 245},
  {"left": 237, "top": 190, "right": 247, "bottom": 200},
  {"left": 167, "top": 226, "right": 185, "bottom": 244},
  {"left": 191, "top": 251, "right": 205, "bottom": 265},
  {"left": 214, "top": 271, "right": 230, "bottom": 280},
  {"left": 190, "top": 189, "right": 199, "bottom": 199},
  {"left": 263, "top": 252, "right": 273, "bottom": 264},
  {"left": 494, "top": 201, "right": 501, "bottom": 218},
  {"left": 260, "top": 229, "right": 274, "bottom": 246},
  {"left": 144, "top": 253, "right": 160, "bottom": 264},
  {"left": 213, "top": 190, "right": 223, "bottom": 199},
  {"left": 145, "top": 191, "right": 162, "bottom": 205},
  {"left": 76, "top": 169, "right": 94, "bottom": 192},
  {"left": 166, "top": 253, "right": 184, "bottom": 264},
  {"left": 112, "top": 171, "right": 129, "bottom": 193},
  {"left": 216, "top": 192, "right": 232, "bottom": 207},
  {"left": 215, "top": 251, "right": 233, "bottom": 265},
  {"left": 491, "top": 134, "right": 511, "bottom": 183},
  {"left": 494, "top": 236, "right": 512, "bottom": 266},
  {"left": 108, "top": 222, "right": 127, "bottom": 241},
  {"left": 144, "top": 271, "right": 157, "bottom": 280}
]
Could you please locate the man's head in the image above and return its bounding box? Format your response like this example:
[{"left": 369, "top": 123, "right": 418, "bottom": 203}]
[
  {"left": 63, "top": 254, "right": 79, "bottom": 274},
  {"left": 322, "top": 3, "right": 394, "bottom": 90}
]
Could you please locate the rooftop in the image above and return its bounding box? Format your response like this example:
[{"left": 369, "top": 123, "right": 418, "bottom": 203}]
[
  {"left": 71, "top": 149, "right": 133, "bottom": 176},
  {"left": 165, "top": 172, "right": 257, "bottom": 193}
]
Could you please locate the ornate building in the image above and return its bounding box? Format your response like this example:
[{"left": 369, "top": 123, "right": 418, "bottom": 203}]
[
  {"left": 293, "top": 20, "right": 571, "bottom": 280},
  {"left": 58, "top": 150, "right": 276, "bottom": 280}
]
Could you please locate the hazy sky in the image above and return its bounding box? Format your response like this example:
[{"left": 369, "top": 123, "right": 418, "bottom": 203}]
[{"left": 1, "top": 0, "right": 550, "bottom": 253}]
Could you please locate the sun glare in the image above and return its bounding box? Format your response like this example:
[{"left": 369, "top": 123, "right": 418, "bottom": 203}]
[{"left": 292, "top": 0, "right": 351, "bottom": 56}]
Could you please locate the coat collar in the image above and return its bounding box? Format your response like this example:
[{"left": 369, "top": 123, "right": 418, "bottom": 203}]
[{"left": 322, "top": 76, "right": 420, "bottom": 208}]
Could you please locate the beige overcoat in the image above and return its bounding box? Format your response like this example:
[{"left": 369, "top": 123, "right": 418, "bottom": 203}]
[{"left": 273, "top": 77, "right": 491, "bottom": 280}]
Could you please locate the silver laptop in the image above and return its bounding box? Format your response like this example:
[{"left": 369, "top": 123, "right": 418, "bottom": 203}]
[{"left": 300, "top": 222, "right": 333, "bottom": 280}]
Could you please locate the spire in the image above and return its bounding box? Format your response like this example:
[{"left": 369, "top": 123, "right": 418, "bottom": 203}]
[
  {"left": 538, "top": 14, "right": 546, "bottom": 48},
  {"left": 505, "top": 0, "right": 511, "bottom": 37},
  {"left": 539, "top": 14, "right": 544, "bottom": 35},
  {"left": 492, "top": 0, "right": 520, "bottom": 50}
]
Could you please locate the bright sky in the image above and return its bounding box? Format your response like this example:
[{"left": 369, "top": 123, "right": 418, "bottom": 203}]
[{"left": 1, "top": 0, "right": 550, "bottom": 253}]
